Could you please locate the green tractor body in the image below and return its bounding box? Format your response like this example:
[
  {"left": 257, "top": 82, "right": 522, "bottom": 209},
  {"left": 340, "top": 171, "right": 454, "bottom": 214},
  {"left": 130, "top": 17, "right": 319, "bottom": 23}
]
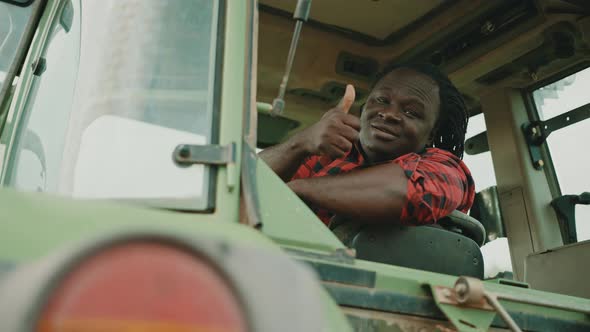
[{"left": 1, "top": 0, "right": 589, "bottom": 331}]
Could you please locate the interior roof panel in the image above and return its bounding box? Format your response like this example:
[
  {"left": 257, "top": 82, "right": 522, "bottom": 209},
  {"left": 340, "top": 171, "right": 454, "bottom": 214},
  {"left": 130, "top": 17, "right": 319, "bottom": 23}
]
[{"left": 259, "top": 0, "right": 449, "bottom": 41}]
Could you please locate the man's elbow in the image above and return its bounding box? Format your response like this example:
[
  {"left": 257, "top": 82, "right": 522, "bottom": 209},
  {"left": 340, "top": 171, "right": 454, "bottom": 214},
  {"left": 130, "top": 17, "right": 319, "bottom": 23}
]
[
  {"left": 386, "top": 178, "right": 408, "bottom": 208},
  {"left": 357, "top": 185, "right": 406, "bottom": 223}
]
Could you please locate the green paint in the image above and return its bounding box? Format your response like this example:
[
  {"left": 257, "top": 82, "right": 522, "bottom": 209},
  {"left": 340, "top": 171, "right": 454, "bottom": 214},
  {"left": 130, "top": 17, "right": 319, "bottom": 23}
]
[
  {"left": 213, "top": 0, "right": 247, "bottom": 222},
  {"left": 435, "top": 303, "right": 495, "bottom": 332},
  {"left": 1, "top": 1, "right": 590, "bottom": 332},
  {"left": 256, "top": 157, "right": 345, "bottom": 251},
  {"left": 0, "top": 188, "right": 278, "bottom": 262}
]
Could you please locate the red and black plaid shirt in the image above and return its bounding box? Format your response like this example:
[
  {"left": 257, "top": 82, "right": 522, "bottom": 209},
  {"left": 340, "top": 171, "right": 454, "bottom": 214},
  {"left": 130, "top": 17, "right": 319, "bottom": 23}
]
[{"left": 291, "top": 145, "right": 475, "bottom": 226}]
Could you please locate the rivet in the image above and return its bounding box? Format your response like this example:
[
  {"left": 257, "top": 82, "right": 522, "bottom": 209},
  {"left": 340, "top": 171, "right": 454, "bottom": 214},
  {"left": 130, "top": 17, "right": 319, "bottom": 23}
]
[{"left": 178, "top": 146, "right": 191, "bottom": 159}]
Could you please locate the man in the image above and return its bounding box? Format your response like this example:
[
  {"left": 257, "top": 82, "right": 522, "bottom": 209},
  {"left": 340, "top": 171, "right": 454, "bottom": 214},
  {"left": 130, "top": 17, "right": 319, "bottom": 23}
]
[{"left": 259, "top": 63, "right": 475, "bottom": 226}]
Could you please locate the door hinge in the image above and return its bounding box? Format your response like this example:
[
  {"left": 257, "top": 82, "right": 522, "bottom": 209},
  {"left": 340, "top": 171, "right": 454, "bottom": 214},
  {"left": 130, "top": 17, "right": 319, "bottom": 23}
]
[
  {"left": 173, "top": 143, "right": 237, "bottom": 191},
  {"left": 173, "top": 143, "right": 235, "bottom": 166}
]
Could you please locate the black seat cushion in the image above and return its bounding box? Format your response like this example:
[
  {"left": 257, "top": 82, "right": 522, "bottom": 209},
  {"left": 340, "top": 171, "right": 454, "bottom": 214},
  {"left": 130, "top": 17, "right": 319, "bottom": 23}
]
[{"left": 350, "top": 224, "right": 484, "bottom": 278}]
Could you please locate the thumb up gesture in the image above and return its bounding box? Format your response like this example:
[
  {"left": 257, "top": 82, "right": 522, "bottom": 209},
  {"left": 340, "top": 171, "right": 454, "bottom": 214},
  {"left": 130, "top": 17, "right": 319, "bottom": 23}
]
[{"left": 301, "top": 84, "right": 361, "bottom": 159}]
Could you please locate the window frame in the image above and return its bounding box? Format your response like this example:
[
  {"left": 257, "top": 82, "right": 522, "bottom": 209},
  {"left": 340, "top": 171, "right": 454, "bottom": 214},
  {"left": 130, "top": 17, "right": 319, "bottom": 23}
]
[
  {"left": 523, "top": 62, "right": 590, "bottom": 242},
  {"left": 462, "top": 111, "right": 499, "bottom": 193},
  {"left": 0, "top": 0, "right": 46, "bottom": 138},
  {"left": 1, "top": 0, "right": 229, "bottom": 212},
  {"left": 524, "top": 62, "right": 590, "bottom": 197}
]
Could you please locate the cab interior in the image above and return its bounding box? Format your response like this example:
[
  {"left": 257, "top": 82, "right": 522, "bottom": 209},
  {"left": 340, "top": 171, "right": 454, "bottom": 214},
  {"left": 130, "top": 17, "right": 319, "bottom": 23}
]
[{"left": 256, "top": 0, "right": 590, "bottom": 297}]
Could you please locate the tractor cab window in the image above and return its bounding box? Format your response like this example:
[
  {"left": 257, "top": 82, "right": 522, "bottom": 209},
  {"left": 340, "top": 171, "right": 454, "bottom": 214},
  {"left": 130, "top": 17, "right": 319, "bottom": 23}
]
[
  {"left": 532, "top": 67, "right": 590, "bottom": 242},
  {"left": 3, "top": 0, "right": 223, "bottom": 211},
  {"left": 462, "top": 113, "right": 512, "bottom": 278},
  {"left": 462, "top": 113, "right": 497, "bottom": 192},
  {"left": 0, "top": 1, "right": 32, "bottom": 91}
]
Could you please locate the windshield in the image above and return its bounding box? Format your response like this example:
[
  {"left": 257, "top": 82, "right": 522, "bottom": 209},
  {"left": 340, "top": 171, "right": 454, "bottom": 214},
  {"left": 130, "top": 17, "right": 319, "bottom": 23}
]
[
  {"left": 3, "top": 0, "right": 222, "bottom": 210},
  {"left": 0, "top": 1, "right": 32, "bottom": 90}
]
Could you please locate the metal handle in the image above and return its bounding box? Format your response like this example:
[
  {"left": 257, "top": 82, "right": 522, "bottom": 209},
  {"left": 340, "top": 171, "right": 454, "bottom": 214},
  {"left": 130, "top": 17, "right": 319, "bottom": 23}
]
[{"left": 271, "top": 0, "right": 313, "bottom": 116}]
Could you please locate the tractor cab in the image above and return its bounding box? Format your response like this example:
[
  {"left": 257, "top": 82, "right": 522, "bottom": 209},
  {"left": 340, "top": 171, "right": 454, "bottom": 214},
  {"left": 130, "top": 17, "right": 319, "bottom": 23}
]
[
  {"left": 1, "top": 0, "right": 590, "bottom": 331},
  {"left": 256, "top": 0, "right": 590, "bottom": 289}
]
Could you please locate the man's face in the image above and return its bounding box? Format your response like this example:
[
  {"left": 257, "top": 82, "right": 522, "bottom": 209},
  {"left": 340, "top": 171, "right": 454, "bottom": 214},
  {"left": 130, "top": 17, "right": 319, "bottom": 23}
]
[{"left": 359, "top": 68, "right": 440, "bottom": 162}]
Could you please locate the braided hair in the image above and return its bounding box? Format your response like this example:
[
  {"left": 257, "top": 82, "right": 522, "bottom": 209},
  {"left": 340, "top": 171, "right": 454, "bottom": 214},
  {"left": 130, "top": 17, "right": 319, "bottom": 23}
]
[{"left": 371, "top": 63, "right": 469, "bottom": 159}]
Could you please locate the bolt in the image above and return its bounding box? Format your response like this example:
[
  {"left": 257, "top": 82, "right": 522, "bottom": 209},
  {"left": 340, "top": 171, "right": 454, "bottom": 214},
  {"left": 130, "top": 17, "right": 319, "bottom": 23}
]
[
  {"left": 534, "top": 160, "right": 545, "bottom": 168},
  {"left": 178, "top": 146, "right": 191, "bottom": 159},
  {"left": 455, "top": 283, "right": 468, "bottom": 297},
  {"left": 481, "top": 21, "right": 495, "bottom": 35},
  {"left": 530, "top": 127, "right": 538, "bottom": 135}
]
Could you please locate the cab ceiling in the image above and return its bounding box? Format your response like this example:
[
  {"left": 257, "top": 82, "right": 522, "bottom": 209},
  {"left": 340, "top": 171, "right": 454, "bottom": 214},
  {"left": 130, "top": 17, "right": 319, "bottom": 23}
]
[
  {"left": 257, "top": 0, "right": 590, "bottom": 144},
  {"left": 259, "top": 0, "right": 447, "bottom": 41}
]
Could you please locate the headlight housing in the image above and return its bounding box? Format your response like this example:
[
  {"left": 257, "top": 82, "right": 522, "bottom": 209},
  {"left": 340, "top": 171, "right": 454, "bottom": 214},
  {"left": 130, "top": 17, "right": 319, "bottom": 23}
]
[{"left": 0, "top": 230, "right": 337, "bottom": 332}]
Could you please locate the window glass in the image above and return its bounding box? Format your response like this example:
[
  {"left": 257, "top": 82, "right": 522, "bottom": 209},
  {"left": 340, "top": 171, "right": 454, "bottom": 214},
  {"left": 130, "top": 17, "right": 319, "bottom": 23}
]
[
  {"left": 0, "top": 2, "right": 32, "bottom": 90},
  {"left": 463, "top": 114, "right": 512, "bottom": 277},
  {"left": 462, "top": 113, "right": 497, "bottom": 192},
  {"left": 5, "top": 0, "right": 221, "bottom": 210},
  {"left": 532, "top": 67, "right": 590, "bottom": 241}
]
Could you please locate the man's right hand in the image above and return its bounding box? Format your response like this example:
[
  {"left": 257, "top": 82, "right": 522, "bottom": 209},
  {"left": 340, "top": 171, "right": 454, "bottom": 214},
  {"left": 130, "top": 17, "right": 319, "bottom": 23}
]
[
  {"left": 258, "top": 84, "right": 360, "bottom": 181},
  {"left": 299, "top": 84, "right": 360, "bottom": 159}
]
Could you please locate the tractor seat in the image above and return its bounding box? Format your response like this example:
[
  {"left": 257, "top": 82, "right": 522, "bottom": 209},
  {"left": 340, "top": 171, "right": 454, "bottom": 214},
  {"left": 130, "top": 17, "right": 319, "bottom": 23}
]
[{"left": 331, "top": 211, "right": 485, "bottom": 278}]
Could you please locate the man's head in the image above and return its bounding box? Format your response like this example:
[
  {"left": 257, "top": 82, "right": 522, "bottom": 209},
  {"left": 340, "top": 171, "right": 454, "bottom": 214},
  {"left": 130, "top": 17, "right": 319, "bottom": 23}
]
[{"left": 359, "top": 63, "right": 468, "bottom": 162}]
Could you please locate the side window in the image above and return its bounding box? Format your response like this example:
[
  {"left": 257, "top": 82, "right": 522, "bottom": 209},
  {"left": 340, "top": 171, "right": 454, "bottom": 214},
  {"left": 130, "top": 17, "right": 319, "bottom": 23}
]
[
  {"left": 532, "top": 67, "right": 590, "bottom": 242},
  {"left": 462, "top": 113, "right": 497, "bottom": 192},
  {"left": 4, "top": 0, "right": 224, "bottom": 211},
  {"left": 463, "top": 114, "right": 512, "bottom": 278}
]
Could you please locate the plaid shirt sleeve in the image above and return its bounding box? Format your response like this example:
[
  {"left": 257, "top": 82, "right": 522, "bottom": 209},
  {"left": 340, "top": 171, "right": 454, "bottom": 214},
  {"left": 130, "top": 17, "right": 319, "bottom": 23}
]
[
  {"left": 291, "top": 155, "right": 331, "bottom": 181},
  {"left": 395, "top": 148, "right": 475, "bottom": 226}
]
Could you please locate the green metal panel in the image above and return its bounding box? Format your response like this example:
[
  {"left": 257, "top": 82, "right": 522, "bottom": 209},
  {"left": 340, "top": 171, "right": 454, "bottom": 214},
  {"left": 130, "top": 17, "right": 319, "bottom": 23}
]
[
  {"left": 212, "top": 0, "right": 248, "bottom": 222},
  {"left": 1, "top": 1, "right": 590, "bottom": 332},
  {"left": 255, "top": 157, "right": 345, "bottom": 251},
  {"left": 0, "top": 188, "right": 279, "bottom": 262},
  {"left": 287, "top": 247, "right": 590, "bottom": 330}
]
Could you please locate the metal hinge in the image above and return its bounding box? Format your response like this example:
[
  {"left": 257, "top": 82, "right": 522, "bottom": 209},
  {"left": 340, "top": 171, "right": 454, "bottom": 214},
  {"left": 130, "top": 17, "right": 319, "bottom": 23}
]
[
  {"left": 432, "top": 277, "right": 522, "bottom": 332},
  {"left": 173, "top": 143, "right": 237, "bottom": 191},
  {"left": 432, "top": 276, "right": 590, "bottom": 332},
  {"left": 173, "top": 143, "right": 235, "bottom": 166}
]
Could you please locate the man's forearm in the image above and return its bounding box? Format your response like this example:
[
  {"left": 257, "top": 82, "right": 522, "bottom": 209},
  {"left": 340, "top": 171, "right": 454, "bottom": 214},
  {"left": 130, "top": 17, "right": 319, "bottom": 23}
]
[
  {"left": 258, "top": 132, "right": 310, "bottom": 181},
  {"left": 288, "top": 163, "right": 409, "bottom": 223}
]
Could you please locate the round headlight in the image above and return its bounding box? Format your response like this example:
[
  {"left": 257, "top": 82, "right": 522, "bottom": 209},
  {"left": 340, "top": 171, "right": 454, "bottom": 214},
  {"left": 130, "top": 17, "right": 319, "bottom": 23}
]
[{"left": 37, "top": 241, "right": 248, "bottom": 332}]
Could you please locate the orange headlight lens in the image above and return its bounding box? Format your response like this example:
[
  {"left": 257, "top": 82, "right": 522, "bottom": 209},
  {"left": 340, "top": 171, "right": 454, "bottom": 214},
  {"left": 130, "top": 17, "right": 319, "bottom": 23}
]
[{"left": 37, "top": 241, "right": 248, "bottom": 332}]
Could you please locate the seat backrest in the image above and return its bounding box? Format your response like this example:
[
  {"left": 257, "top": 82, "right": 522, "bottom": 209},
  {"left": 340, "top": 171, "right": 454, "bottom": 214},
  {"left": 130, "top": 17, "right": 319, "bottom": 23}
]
[
  {"left": 439, "top": 210, "right": 487, "bottom": 246},
  {"left": 348, "top": 223, "right": 484, "bottom": 278},
  {"left": 469, "top": 186, "right": 504, "bottom": 243}
]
